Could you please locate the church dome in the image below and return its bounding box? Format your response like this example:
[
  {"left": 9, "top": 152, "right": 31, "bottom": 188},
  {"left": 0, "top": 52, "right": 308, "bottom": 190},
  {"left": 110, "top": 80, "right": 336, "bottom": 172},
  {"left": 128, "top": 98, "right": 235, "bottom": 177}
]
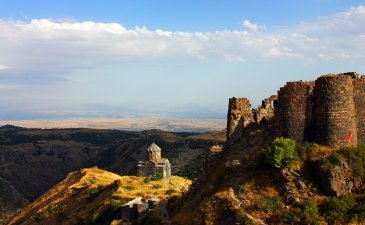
[{"left": 147, "top": 142, "right": 161, "bottom": 153}]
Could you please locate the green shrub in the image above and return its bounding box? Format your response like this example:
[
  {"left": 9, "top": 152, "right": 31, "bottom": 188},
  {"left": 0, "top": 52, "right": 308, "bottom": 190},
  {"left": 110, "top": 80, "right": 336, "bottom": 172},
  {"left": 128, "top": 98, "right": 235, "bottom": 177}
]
[
  {"left": 143, "top": 177, "right": 150, "bottom": 184},
  {"left": 282, "top": 208, "right": 301, "bottom": 224},
  {"left": 325, "top": 195, "right": 356, "bottom": 222},
  {"left": 150, "top": 173, "right": 163, "bottom": 181},
  {"left": 328, "top": 152, "right": 345, "bottom": 165},
  {"left": 256, "top": 196, "right": 280, "bottom": 212},
  {"left": 281, "top": 200, "right": 322, "bottom": 225},
  {"left": 123, "top": 185, "right": 135, "bottom": 191},
  {"left": 353, "top": 201, "right": 365, "bottom": 221},
  {"left": 320, "top": 158, "right": 333, "bottom": 171},
  {"left": 296, "top": 142, "right": 314, "bottom": 159},
  {"left": 302, "top": 199, "right": 322, "bottom": 225},
  {"left": 165, "top": 188, "right": 177, "bottom": 195},
  {"left": 152, "top": 184, "right": 162, "bottom": 189},
  {"left": 340, "top": 145, "right": 365, "bottom": 178},
  {"left": 265, "top": 137, "right": 296, "bottom": 168}
]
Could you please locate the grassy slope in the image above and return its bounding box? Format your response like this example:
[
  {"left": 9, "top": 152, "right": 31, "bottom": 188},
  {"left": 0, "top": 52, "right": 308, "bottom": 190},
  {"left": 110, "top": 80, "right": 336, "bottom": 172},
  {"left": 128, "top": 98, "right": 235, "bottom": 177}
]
[{"left": 8, "top": 167, "right": 191, "bottom": 225}]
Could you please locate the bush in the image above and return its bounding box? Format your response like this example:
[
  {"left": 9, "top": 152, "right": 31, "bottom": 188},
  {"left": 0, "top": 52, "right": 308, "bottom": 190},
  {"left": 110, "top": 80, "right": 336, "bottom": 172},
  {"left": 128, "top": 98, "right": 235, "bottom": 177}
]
[
  {"left": 150, "top": 173, "right": 163, "bottom": 181},
  {"left": 282, "top": 208, "right": 301, "bottom": 224},
  {"left": 165, "top": 188, "right": 177, "bottom": 195},
  {"left": 302, "top": 199, "right": 322, "bottom": 225},
  {"left": 339, "top": 145, "right": 365, "bottom": 178},
  {"left": 296, "top": 142, "right": 314, "bottom": 159},
  {"left": 281, "top": 200, "right": 322, "bottom": 225},
  {"left": 143, "top": 177, "right": 150, "bottom": 184},
  {"left": 329, "top": 152, "right": 345, "bottom": 165},
  {"left": 325, "top": 195, "right": 356, "bottom": 222},
  {"left": 152, "top": 184, "right": 162, "bottom": 189},
  {"left": 265, "top": 137, "right": 296, "bottom": 168},
  {"left": 256, "top": 196, "right": 280, "bottom": 212}
]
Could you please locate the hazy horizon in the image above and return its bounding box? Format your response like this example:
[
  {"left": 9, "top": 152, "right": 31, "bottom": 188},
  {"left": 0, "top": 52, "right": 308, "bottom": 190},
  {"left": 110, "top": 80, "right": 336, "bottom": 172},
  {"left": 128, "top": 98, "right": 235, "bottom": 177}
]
[{"left": 1, "top": 1, "right": 365, "bottom": 121}]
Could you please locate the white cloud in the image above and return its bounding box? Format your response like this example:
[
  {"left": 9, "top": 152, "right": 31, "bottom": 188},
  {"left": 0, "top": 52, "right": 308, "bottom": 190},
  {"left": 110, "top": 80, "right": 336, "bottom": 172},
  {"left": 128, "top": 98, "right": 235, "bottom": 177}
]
[
  {"left": 242, "top": 19, "right": 259, "bottom": 32},
  {"left": 0, "top": 64, "right": 9, "bottom": 70},
  {"left": 0, "top": 6, "right": 364, "bottom": 85}
]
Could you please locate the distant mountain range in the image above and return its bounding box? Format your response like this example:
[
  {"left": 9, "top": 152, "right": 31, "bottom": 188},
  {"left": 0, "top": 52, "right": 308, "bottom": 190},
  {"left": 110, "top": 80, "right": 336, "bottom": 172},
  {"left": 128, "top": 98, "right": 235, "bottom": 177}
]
[{"left": 0, "top": 103, "right": 226, "bottom": 120}]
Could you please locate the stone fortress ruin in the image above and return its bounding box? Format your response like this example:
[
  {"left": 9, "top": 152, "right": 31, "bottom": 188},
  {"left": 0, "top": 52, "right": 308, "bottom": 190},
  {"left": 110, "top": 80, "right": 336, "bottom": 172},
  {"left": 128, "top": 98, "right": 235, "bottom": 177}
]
[
  {"left": 227, "top": 72, "right": 365, "bottom": 148},
  {"left": 137, "top": 142, "right": 171, "bottom": 178}
]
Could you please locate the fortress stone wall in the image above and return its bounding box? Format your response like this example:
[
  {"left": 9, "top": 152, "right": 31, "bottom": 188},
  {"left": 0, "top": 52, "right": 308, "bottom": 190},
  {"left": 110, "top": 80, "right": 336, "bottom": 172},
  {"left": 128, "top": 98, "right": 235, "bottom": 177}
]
[
  {"left": 227, "top": 72, "right": 365, "bottom": 148},
  {"left": 313, "top": 75, "right": 358, "bottom": 147},
  {"left": 276, "top": 81, "right": 314, "bottom": 143}
]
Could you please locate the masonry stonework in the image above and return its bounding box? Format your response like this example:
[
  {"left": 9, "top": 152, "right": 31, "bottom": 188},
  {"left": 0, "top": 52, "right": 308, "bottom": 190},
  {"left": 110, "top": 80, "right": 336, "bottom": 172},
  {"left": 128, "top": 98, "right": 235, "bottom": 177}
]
[
  {"left": 313, "top": 75, "right": 357, "bottom": 147},
  {"left": 354, "top": 76, "right": 365, "bottom": 144},
  {"left": 276, "top": 81, "right": 314, "bottom": 143}
]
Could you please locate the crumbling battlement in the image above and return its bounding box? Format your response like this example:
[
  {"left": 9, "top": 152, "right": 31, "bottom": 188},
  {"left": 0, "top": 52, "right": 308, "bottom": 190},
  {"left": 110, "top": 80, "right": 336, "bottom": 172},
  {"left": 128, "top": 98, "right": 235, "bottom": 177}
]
[
  {"left": 226, "top": 96, "right": 276, "bottom": 144},
  {"left": 226, "top": 97, "right": 253, "bottom": 142},
  {"left": 227, "top": 72, "right": 365, "bottom": 148}
]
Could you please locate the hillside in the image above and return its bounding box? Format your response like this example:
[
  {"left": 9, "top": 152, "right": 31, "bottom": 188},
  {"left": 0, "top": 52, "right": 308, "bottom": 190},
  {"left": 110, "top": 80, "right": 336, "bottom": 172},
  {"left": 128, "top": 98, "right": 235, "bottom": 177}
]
[
  {"left": 0, "top": 126, "right": 224, "bottom": 224},
  {"left": 8, "top": 167, "right": 191, "bottom": 225},
  {"left": 170, "top": 123, "right": 365, "bottom": 224}
]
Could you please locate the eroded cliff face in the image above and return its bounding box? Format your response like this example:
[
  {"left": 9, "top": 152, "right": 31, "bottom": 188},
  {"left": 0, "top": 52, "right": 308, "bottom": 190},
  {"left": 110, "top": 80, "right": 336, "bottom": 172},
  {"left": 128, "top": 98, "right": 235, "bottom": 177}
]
[{"left": 315, "top": 160, "right": 363, "bottom": 197}]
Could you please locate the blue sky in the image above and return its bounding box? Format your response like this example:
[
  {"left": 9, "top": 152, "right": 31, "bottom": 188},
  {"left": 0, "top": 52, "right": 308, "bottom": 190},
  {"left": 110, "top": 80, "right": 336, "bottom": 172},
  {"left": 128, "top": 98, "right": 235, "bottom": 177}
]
[{"left": 0, "top": 1, "right": 365, "bottom": 120}]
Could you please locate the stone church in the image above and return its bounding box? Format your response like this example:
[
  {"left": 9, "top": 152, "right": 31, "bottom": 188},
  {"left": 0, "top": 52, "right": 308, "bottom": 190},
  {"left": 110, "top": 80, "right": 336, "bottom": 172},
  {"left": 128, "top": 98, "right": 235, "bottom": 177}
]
[{"left": 137, "top": 142, "right": 171, "bottom": 178}]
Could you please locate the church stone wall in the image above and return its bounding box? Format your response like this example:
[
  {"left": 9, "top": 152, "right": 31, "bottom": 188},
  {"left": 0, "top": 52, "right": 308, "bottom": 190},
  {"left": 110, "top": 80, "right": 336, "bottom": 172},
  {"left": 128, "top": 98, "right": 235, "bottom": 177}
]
[
  {"left": 313, "top": 74, "right": 357, "bottom": 147},
  {"left": 276, "top": 81, "right": 314, "bottom": 143}
]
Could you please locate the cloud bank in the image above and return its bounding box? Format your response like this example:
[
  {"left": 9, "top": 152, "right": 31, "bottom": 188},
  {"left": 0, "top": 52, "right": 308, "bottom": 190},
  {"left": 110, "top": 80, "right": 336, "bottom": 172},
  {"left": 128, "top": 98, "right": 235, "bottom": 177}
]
[{"left": 0, "top": 5, "right": 364, "bottom": 86}]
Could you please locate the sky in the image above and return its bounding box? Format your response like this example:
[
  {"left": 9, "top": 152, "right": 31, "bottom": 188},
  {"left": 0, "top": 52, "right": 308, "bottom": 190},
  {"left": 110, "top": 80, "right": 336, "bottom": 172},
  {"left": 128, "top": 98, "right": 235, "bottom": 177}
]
[{"left": 0, "top": 0, "right": 365, "bottom": 120}]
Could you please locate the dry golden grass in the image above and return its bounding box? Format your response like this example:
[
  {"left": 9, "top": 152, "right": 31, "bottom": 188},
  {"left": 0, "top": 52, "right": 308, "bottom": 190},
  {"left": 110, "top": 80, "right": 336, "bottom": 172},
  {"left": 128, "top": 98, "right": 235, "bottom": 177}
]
[
  {"left": 308, "top": 144, "right": 334, "bottom": 161},
  {"left": 189, "top": 130, "right": 226, "bottom": 142},
  {"left": 8, "top": 167, "right": 191, "bottom": 225}
]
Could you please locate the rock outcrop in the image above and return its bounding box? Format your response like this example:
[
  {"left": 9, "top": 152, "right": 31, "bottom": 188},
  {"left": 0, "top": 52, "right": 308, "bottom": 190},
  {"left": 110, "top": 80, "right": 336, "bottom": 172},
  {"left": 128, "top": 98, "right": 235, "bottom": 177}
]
[{"left": 316, "top": 160, "right": 362, "bottom": 197}]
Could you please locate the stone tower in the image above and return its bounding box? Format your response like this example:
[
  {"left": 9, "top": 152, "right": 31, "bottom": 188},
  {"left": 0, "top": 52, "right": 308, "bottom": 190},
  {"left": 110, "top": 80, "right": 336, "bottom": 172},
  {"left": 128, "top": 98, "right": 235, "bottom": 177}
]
[
  {"left": 226, "top": 97, "right": 253, "bottom": 143},
  {"left": 313, "top": 74, "right": 358, "bottom": 147},
  {"left": 147, "top": 142, "right": 161, "bottom": 162},
  {"left": 276, "top": 81, "right": 314, "bottom": 143}
]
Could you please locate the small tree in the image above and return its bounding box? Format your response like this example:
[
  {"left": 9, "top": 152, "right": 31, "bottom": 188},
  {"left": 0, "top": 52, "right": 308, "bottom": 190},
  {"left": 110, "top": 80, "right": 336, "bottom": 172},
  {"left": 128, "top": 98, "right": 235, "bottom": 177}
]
[{"left": 265, "top": 137, "right": 296, "bottom": 168}]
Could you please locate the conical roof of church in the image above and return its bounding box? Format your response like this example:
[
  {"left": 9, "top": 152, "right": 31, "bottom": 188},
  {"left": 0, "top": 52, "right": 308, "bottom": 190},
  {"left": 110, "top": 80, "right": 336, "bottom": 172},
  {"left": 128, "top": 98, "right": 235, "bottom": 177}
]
[{"left": 147, "top": 142, "right": 161, "bottom": 152}]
